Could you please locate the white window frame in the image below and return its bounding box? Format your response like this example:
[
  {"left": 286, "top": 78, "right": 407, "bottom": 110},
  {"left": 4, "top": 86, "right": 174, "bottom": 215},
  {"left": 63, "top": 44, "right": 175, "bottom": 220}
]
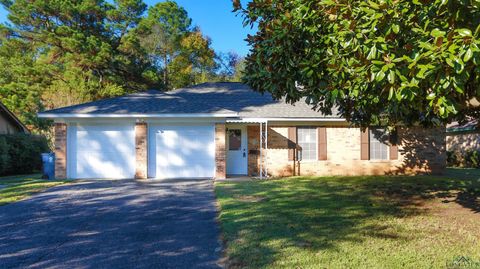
[
  {"left": 369, "top": 128, "right": 390, "bottom": 161},
  {"left": 297, "top": 127, "right": 318, "bottom": 162}
]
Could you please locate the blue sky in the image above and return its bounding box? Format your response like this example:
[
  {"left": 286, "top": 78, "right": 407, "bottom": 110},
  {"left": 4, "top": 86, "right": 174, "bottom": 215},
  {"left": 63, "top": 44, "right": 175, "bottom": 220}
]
[{"left": 0, "top": 0, "right": 256, "bottom": 56}]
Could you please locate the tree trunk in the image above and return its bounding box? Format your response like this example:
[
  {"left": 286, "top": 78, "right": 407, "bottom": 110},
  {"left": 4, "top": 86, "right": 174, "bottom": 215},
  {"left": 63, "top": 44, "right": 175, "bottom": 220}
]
[{"left": 163, "top": 53, "right": 168, "bottom": 89}]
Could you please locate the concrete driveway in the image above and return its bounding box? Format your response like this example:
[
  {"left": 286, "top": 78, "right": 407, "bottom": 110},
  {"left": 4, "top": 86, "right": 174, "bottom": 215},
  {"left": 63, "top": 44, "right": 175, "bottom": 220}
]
[{"left": 0, "top": 179, "right": 223, "bottom": 269}]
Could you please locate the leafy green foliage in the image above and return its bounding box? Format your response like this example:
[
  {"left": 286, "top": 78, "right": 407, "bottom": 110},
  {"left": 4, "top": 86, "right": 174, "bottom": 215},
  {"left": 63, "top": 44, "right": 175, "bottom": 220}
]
[
  {"left": 0, "top": 0, "right": 232, "bottom": 130},
  {"left": 215, "top": 51, "right": 245, "bottom": 82},
  {"left": 0, "top": 134, "right": 49, "bottom": 176},
  {"left": 0, "top": 0, "right": 153, "bottom": 130},
  {"left": 169, "top": 28, "right": 216, "bottom": 88},
  {"left": 0, "top": 137, "right": 9, "bottom": 174},
  {"left": 137, "top": 1, "right": 216, "bottom": 89},
  {"left": 0, "top": 37, "right": 48, "bottom": 128},
  {"left": 235, "top": 0, "right": 480, "bottom": 126},
  {"left": 447, "top": 149, "right": 480, "bottom": 168}
]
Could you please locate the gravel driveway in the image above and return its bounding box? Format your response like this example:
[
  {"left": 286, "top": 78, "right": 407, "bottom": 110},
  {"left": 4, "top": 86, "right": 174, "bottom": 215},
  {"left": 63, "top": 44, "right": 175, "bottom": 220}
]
[{"left": 0, "top": 179, "right": 223, "bottom": 269}]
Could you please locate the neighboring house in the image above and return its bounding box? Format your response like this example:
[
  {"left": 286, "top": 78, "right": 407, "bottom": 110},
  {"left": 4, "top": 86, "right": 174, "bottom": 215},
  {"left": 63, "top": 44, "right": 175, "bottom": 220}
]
[
  {"left": 38, "top": 82, "right": 445, "bottom": 180},
  {"left": 446, "top": 120, "right": 480, "bottom": 153},
  {"left": 0, "top": 102, "right": 29, "bottom": 134}
]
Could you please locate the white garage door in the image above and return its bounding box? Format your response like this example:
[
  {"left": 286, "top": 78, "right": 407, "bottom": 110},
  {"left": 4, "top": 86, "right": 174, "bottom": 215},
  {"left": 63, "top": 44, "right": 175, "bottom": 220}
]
[
  {"left": 149, "top": 125, "right": 215, "bottom": 179},
  {"left": 68, "top": 124, "right": 135, "bottom": 179}
]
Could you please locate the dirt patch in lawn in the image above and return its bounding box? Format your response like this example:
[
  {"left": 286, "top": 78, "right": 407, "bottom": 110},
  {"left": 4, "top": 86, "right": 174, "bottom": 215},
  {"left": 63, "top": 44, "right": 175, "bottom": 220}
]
[
  {"left": 234, "top": 194, "right": 267, "bottom": 202},
  {"left": 381, "top": 188, "right": 480, "bottom": 244},
  {"left": 425, "top": 198, "right": 480, "bottom": 231}
]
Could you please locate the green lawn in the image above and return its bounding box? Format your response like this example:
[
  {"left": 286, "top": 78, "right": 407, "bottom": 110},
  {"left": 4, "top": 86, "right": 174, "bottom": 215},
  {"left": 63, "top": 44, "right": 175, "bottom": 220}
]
[
  {"left": 215, "top": 169, "right": 480, "bottom": 269},
  {"left": 0, "top": 174, "right": 70, "bottom": 205}
]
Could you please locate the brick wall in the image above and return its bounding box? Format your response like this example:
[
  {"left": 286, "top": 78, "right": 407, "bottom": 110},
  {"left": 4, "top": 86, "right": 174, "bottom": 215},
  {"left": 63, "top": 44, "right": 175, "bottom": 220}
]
[
  {"left": 399, "top": 127, "right": 446, "bottom": 174},
  {"left": 135, "top": 122, "right": 148, "bottom": 179},
  {"left": 215, "top": 123, "right": 226, "bottom": 179},
  {"left": 54, "top": 123, "right": 67, "bottom": 179},
  {"left": 446, "top": 132, "right": 480, "bottom": 153},
  {"left": 247, "top": 125, "right": 446, "bottom": 177},
  {"left": 247, "top": 125, "right": 261, "bottom": 176}
]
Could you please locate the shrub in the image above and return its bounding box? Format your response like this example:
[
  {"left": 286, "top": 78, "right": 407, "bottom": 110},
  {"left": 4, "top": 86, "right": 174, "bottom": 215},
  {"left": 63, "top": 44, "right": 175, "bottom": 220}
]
[
  {"left": 447, "top": 149, "right": 480, "bottom": 168},
  {"left": 464, "top": 150, "right": 480, "bottom": 168},
  {"left": 0, "top": 134, "right": 50, "bottom": 176},
  {"left": 0, "top": 137, "right": 10, "bottom": 175},
  {"left": 447, "top": 150, "right": 460, "bottom": 167}
]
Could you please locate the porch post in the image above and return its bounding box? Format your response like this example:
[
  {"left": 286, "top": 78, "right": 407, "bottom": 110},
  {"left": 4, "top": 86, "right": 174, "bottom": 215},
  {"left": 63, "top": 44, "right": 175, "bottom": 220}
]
[
  {"left": 265, "top": 121, "right": 268, "bottom": 177},
  {"left": 258, "top": 121, "right": 268, "bottom": 179},
  {"left": 215, "top": 123, "right": 226, "bottom": 179},
  {"left": 259, "top": 122, "right": 263, "bottom": 179}
]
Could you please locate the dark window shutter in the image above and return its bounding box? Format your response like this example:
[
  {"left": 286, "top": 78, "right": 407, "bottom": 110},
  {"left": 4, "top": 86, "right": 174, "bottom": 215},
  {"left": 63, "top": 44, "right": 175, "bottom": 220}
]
[
  {"left": 389, "top": 129, "right": 399, "bottom": 160},
  {"left": 288, "top": 127, "right": 297, "bottom": 161},
  {"left": 360, "top": 128, "right": 369, "bottom": 160},
  {"left": 318, "top": 127, "right": 327, "bottom": 160}
]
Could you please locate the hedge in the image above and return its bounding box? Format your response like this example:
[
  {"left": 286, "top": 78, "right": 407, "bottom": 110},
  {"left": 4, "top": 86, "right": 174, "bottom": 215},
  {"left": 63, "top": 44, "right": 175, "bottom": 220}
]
[
  {"left": 0, "top": 134, "right": 50, "bottom": 176},
  {"left": 447, "top": 149, "right": 480, "bottom": 168}
]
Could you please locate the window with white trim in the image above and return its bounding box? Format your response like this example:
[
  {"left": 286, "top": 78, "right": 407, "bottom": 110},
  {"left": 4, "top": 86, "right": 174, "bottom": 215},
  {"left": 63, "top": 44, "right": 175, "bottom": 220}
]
[
  {"left": 369, "top": 128, "right": 389, "bottom": 160},
  {"left": 297, "top": 127, "right": 317, "bottom": 161}
]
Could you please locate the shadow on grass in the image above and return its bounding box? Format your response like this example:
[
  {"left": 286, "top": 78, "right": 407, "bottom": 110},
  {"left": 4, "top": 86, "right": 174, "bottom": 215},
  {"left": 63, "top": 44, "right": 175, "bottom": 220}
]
[
  {"left": 215, "top": 168, "right": 480, "bottom": 268},
  {"left": 370, "top": 169, "right": 480, "bottom": 214}
]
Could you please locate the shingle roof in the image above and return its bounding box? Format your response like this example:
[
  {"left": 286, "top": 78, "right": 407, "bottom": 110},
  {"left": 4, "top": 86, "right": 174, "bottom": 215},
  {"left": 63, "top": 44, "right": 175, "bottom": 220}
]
[
  {"left": 446, "top": 119, "right": 478, "bottom": 133},
  {"left": 40, "top": 82, "right": 340, "bottom": 118}
]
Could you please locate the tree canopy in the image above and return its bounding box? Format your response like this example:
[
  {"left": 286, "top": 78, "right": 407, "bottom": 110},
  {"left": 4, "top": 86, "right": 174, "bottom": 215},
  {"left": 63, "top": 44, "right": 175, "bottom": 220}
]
[
  {"left": 137, "top": 1, "right": 218, "bottom": 89},
  {"left": 234, "top": 0, "right": 480, "bottom": 127},
  {"left": 0, "top": 0, "right": 243, "bottom": 130}
]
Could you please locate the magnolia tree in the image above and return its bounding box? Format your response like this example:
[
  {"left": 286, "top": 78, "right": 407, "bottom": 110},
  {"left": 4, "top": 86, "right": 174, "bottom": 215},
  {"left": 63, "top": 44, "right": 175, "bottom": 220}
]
[{"left": 234, "top": 0, "right": 480, "bottom": 127}]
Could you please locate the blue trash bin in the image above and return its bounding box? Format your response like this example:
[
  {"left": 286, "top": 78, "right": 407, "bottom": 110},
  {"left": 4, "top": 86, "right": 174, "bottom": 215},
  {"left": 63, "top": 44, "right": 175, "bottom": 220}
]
[{"left": 41, "top": 153, "right": 55, "bottom": 180}]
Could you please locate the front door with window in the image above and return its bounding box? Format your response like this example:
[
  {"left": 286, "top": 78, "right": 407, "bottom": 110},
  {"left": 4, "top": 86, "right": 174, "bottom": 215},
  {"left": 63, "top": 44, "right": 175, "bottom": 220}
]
[{"left": 226, "top": 126, "right": 248, "bottom": 175}]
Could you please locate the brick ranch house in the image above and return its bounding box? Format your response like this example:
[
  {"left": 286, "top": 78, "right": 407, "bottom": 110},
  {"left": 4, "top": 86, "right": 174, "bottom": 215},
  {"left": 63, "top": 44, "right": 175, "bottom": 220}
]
[{"left": 38, "top": 82, "right": 446, "bottom": 180}]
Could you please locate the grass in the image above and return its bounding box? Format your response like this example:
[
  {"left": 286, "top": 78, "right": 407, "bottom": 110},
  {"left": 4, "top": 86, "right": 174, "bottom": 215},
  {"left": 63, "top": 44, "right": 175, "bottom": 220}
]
[
  {"left": 215, "top": 168, "right": 480, "bottom": 269},
  {"left": 0, "top": 174, "right": 70, "bottom": 205}
]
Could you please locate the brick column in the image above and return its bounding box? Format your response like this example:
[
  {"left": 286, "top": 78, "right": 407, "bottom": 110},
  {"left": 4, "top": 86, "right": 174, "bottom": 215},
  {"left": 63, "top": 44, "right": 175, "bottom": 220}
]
[
  {"left": 215, "top": 123, "right": 226, "bottom": 179},
  {"left": 54, "top": 123, "right": 67, "bottom": 179},
  {"left": 135, "top": 122, "right": 148, "bottom": 179}
]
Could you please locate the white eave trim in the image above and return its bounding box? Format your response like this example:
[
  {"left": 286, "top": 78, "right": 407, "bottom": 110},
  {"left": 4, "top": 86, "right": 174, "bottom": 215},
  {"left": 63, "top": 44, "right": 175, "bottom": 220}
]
[
  {"left": 38, "top": 113, "right": 239, "bottom": 119},
  {"left": 226, "top": 117, "right": 346, "bottom": 123}
]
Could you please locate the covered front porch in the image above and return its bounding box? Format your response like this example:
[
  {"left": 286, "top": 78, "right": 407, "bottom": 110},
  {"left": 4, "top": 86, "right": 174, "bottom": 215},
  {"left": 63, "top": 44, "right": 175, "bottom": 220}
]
[
  {"left": 225, "top": 120, "right": 270, "bottom": 179},
  {"left": 222, "top": 118, "right": 323, "bottom": 179}
]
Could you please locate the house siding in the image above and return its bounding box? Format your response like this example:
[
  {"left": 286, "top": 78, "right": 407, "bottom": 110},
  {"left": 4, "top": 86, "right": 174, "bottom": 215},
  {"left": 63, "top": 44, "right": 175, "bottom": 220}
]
[
  {"left": 247, "top": 125, "right": 446, "bottom": 177},
  {"left": 0, "top": 112, "right": 22, "bottom": 134}
]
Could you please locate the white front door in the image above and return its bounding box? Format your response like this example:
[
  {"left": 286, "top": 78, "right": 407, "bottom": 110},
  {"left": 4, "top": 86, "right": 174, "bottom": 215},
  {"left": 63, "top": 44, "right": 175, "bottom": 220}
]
[{"left": 226, "top": 125, "right": 248, "bottom": 175}]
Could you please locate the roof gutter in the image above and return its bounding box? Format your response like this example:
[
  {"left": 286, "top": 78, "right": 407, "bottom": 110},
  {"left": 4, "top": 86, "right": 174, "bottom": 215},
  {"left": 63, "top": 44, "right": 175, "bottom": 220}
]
[
  {"left": 37, "top": 114, "right": 346, "bottom": 122},
  {"left": 38, "top": 113, "right": 239, "bottom": 118},
  {"left": 446, "top": 126, "right": 478, "bottom": 133},
  {"left": 226, "top": 117, "right": 346, "bottom": 123}
]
